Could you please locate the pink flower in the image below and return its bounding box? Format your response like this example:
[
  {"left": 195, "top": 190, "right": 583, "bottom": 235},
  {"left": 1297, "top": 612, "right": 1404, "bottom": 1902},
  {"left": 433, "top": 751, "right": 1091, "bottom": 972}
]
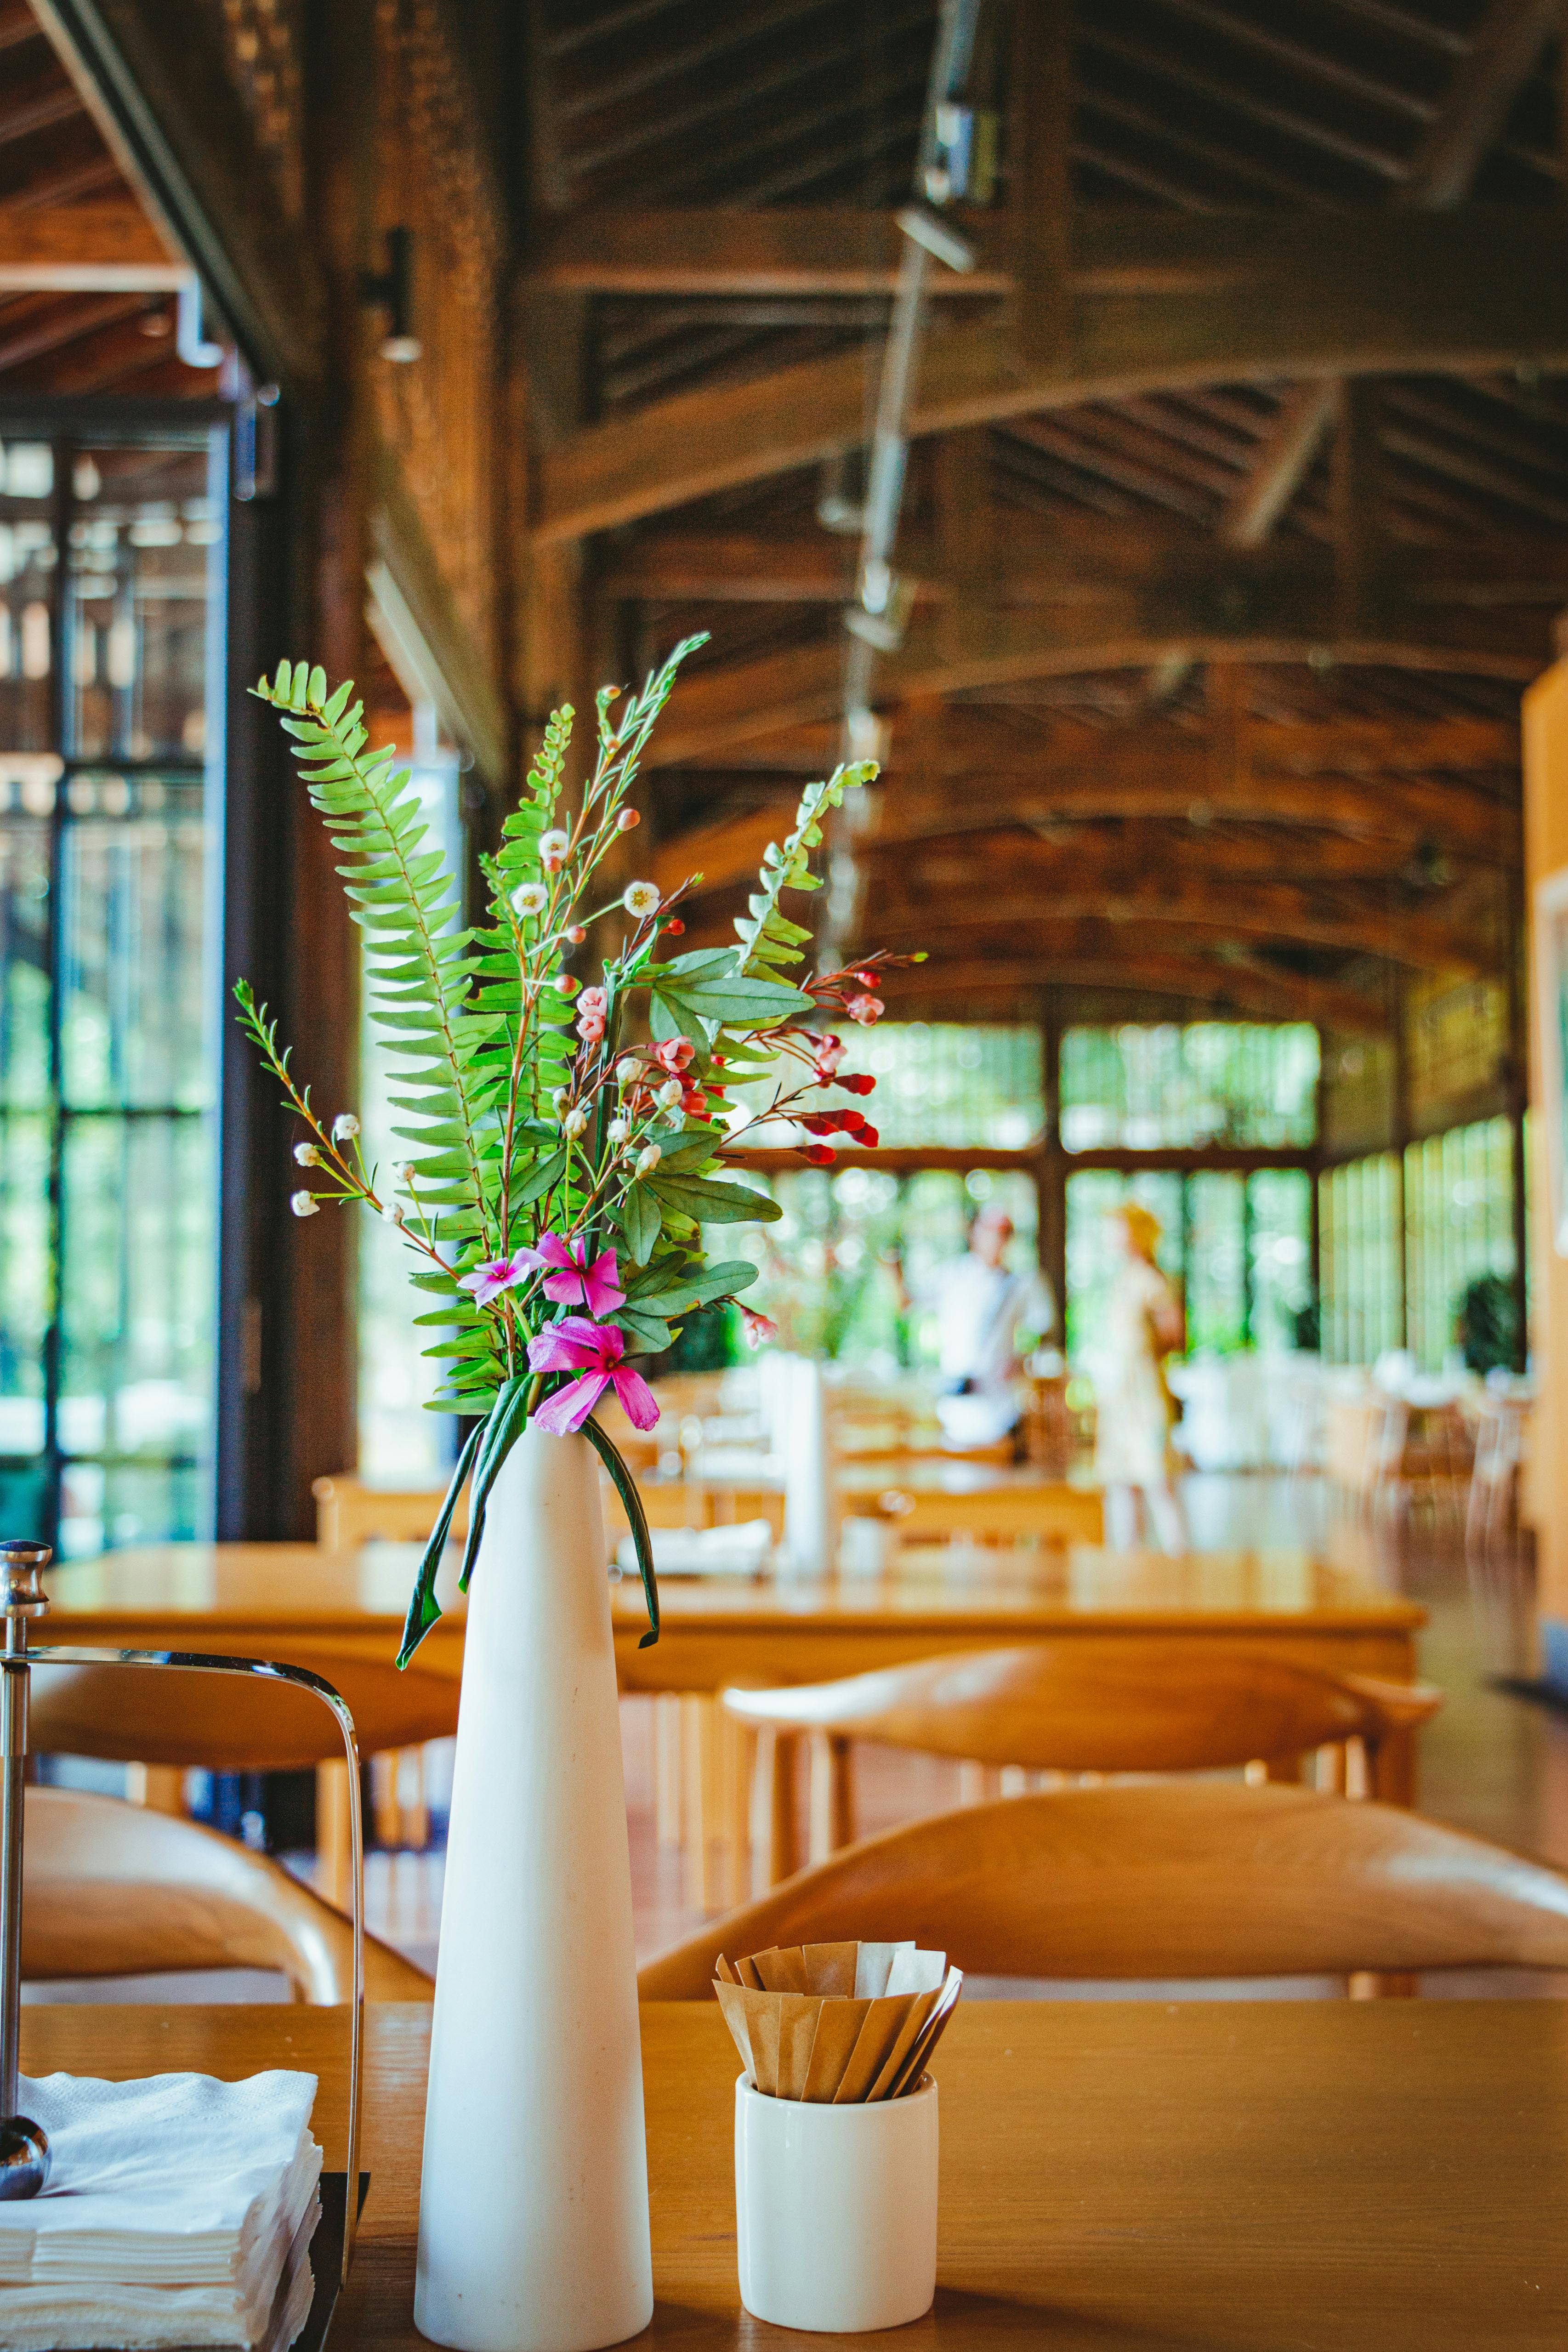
[
  {"left": 578, "top": 987, "right": 608, "bottom": 1023},
  {"left": 653, "top": 1036, "right": 695, "bottom": 1076},
  {"left": 740, "top": 1308, "right": 778, "bottom": 1350},
  {"left": 814, "top": 1033, "right": 846, "bottom": 1076},
  {"left": 458, "top": 1250, "right": 534, "bottom": 1308},
  {"left": 529, "top": 1317, "right": 659, "bottom": 1435},
  {"left": 517, "top": 1231, "right": 625, "bottom": 1316},
  {"left": 578, "top": 1014, "right": 606, "bottom": 1045},
  {"left": 847, "top": 993, "right": 885, "bottom": 1026}
]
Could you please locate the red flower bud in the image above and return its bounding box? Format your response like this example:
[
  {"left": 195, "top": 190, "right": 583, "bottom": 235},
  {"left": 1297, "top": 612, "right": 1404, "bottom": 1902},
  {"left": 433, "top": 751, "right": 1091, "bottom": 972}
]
[
  {"left": 803, "top": 1143, "right": 835, "bottom": 1165},
  {"left": 858, "top": 1124, "right": 880, "bottom": 1147},
  {"left": 664, "top": 917, "right": 685, "bottom": 936}
]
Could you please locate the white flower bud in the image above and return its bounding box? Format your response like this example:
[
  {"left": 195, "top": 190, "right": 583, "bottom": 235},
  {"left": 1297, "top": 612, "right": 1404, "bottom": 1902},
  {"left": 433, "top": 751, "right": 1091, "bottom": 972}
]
[
  {"left": 563, "top": 1105, "right": 589, "bottom": 1140},
  {"left": 294, "top": 1142, "right": 321, "bottom": 1167},
  {"left": 332, "top": 1113, "right": 360, "bottom": 1142},
  {"left": 607, "top": 1116, "right": 630, "bottom": 1144},
  {"left": 382, "top": 1199, "right": 406, "bottom": 1226},
  {"left": 510, "top": 882, "right": 549, "bottom": 918},
  {"left": 658, "top": 1078, "right": 684, "bottom": 1109},
  {"left": 290, "top": 1189, "right": 320, "bottom": 1218},
  {"left": 635, "top": 1142, "right": 662, "bottom": 1175},
  {"left": 616, "top": 1057, "right": 641, "bottom": 1085},
  {"left": 396, "top": 1162, "right": 417, "bottom": 1188},
  {"left": 553, "top": 1086, "right": 571, "bottom": 1115},
  {"left": 540, "top": 829, "right": 570, "bottom": 862}
]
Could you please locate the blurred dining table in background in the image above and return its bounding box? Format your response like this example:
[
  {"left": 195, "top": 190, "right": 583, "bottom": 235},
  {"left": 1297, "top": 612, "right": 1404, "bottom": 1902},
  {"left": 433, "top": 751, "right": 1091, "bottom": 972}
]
[{"left": 45, "top": 1542, "right": 1426, "bottom": 1909}]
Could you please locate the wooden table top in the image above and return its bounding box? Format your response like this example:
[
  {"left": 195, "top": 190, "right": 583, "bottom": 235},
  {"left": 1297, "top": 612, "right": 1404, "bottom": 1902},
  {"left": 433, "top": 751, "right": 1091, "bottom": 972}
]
[
  {"left": 20, "top": 1999, "right": 1563, "bottom": 2348},
  {"left": 44, "top": 1541, "right": 1423, "bottom": 1640}
]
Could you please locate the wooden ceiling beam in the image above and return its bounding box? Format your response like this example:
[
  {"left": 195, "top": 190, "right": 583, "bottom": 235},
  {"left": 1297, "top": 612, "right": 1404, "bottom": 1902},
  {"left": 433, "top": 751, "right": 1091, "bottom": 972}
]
[
  {"left": 873, "top": 953, "right": 1391, "bottom": 1035},
  {"left": 0, "top": 200, "right": 186, "bottom": 290},
  {"left": 607, "top": 517, "right": 1568, "bottom": 610},
  {"left": 642, "top": 603, "right": 1542, "bottom": 767},
  {"left": 645, "top": 701, "right": 1517, "bottom": 776},
  {"left": 532, "top": 208, "right": 1010, "bottom": 295},
  {"left": 536, "top": 210, "right": 1568, "bottom": 539},
  {"left": 873, "top": 889, "right": 1496, "bottom": 975}
]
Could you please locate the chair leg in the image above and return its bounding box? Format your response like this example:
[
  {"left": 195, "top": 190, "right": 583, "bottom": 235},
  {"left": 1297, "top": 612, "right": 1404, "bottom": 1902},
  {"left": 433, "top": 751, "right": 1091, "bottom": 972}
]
[
  {"left": 125, "top": 1764, "right": 187, "bottom": 1815},
  {"left": 756, "top": 1727, "right": 799, "bottom": 1888},
  {"left": 653, "top": 1694, "right": 683, "bottom": 1848},
  {"left": 807, "top": 1732, "right": 855, "bottom": 1864},
  {"left": 316, "top": 1758, "right": 353, "bottom": 1911}
]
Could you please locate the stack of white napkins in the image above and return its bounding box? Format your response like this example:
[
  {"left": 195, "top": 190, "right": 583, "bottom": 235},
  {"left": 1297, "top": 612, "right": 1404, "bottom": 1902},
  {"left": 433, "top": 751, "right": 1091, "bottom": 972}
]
[{"left": 0, "top": 2070, "right": 323, "bottom": 2352}]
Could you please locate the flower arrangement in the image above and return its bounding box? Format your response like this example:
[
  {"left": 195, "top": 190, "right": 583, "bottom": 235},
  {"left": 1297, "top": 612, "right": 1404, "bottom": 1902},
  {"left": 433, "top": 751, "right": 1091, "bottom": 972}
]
[{"left": 235, "top": 636, "right": 916, "bottom": 1664}]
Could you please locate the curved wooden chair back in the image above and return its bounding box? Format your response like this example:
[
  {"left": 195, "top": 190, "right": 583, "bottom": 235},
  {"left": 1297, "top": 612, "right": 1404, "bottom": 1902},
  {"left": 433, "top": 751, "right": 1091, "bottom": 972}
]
[
  {"left": 721, "top": 1642, "right": 1441, "bottom": 1795},
  {"left": 28, "top": 1648, "right": 460, "bottom": 1772},
  {"left": 22, "top": 1786, "right": 432, "bottom": 2000},
  {"left": 636, "top": 1780, "right": 1568, "bottom": 1998}
]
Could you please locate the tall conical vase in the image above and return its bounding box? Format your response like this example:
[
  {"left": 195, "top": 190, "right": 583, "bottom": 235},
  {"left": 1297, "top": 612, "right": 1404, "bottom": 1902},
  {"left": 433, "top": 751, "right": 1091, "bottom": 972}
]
[{"left": 414, "top": 1424, "right": 653, "bottom": 2352}]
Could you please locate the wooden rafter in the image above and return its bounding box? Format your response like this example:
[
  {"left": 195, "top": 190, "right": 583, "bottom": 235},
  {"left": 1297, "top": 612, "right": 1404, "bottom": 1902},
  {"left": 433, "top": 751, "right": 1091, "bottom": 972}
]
[
  {"left": 640, "top": 606, "right": 1541, "bottom": 767},
  {"left": 1216, "top": 0, "right": 1557, "bottom": 548},
  {"left": 0, "top": 199, "right": 186, "bottom": 289},
  {"left": 871, "top": 953, "right": 1392, "bottom": 1035},
  {"left": 536, "top": 210, "right": 1568, "bottom": 539}
]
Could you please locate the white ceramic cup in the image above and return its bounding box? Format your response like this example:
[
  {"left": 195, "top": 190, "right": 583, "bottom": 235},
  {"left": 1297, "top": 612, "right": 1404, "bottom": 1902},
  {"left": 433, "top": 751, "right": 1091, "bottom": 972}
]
[{"left": 734, "top": 2074, "right": 938, "bottom": 2333}]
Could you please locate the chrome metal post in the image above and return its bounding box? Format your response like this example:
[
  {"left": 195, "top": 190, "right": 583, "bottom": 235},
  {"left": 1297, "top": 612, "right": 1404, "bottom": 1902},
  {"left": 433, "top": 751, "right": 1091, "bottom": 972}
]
[{"left": 0, "top": 1540, "right": 50, "bottom": 2197}]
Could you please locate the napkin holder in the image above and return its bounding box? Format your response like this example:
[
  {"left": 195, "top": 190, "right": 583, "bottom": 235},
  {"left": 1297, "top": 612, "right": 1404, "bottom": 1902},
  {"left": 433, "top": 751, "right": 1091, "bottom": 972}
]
[
  {"left": 718, "top": 1940, "right": 958, "bottom": 2333},
  {"left": 0, "top": 1539, "right": 368, "bottom": 2312}
]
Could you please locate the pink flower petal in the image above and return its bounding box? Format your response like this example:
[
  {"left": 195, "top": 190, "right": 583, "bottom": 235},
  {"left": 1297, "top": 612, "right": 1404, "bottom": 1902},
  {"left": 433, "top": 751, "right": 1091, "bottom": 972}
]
[
  {"left": 581, "top": 1249, "right": 626, "bottom": 1316},
  {"left": 527, "top": 1316, "right": 611, "bottom": 1375},
  {"left": 609, "top": 1366, "right": 660, "bottom": 1430},
  {"left": 532, "top": 1372, "right": 609, "bottom": 1434}
]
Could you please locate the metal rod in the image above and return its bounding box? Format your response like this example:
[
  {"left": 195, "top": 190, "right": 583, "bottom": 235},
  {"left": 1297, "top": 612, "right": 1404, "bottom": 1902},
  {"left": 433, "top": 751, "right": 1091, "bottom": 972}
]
[
  {"left": 30, "top": 1645, "right": 364, "bottom": 2281},
  {"left": 0, "top": 1614, "right": 24, "bottom": 2120}
]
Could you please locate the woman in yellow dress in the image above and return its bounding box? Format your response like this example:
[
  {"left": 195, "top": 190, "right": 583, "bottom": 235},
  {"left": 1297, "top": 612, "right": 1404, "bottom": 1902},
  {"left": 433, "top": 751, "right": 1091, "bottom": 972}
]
[{"left": 1094, "top": 1204, "right": 1187, "bottom": 1553}]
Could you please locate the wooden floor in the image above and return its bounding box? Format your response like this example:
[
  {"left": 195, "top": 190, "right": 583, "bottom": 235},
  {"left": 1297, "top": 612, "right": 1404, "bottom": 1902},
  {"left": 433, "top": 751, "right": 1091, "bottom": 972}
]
[{"left": 330, "top": 1470, "right": 1568, "bottom": 1985}]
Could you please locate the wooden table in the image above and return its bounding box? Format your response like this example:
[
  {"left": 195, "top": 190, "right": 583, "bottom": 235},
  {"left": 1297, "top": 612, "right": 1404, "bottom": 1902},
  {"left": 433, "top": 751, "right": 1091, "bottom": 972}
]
[
  {"left": 47, "top": 1541, "right": 1426, "bottom": 1692},
  {"left": 21, "top": 1999, "right": 1566, "bottom": 2348}
]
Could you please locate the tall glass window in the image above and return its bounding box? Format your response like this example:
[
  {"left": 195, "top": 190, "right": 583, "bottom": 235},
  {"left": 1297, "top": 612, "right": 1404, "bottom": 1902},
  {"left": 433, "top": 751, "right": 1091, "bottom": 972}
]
[
  {"left": 1064, "top": 1167, "right": 1312, "bottom": 1361},
  {"left": 1403, "top": 1117, "right": 1516, "bottom": 1372},
  {"left": 1061, "top": 1023, "right": 1319, "bottom": 1150},
  {"left": 0, "top": 433, "right": 223, "bottom": 1553}
]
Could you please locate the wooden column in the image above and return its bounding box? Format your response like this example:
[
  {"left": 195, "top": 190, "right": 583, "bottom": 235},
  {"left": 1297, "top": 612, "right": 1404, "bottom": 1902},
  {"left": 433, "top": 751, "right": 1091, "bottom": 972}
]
[
  {"left": 268, "top": 0, "right": 380, "bottom": 1530},
  {"left": 1331, "top": 380, "right": 1382, "bottom": 637},
  {"left": 1522, "top": 657, "right": 1568, "bottom": 1685},
  {"left": 1008, "top": 0, "right": 1072, "bottom": 365},
  {"left": 1038, "top": 993, "right": 1068, "bottom": 1343}
]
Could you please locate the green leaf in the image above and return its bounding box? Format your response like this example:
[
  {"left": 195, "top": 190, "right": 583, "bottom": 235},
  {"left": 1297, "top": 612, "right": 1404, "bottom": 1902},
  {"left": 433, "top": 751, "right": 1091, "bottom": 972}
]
[
  {"left": 648, "top": 1172, "right": 782, "bottom": 1224},
  {"left": 397, "top": 1418, "right": 486, "bottom": 1667},
  {"left": 582, "top": 1416, "right": 659, "bottom": 1648},
  {"left": 456, "top": 1376, "right": 533, "bottom": 1595},
  {"left": 619, "top": 1182, "right": 661, "bottom": 1264}
]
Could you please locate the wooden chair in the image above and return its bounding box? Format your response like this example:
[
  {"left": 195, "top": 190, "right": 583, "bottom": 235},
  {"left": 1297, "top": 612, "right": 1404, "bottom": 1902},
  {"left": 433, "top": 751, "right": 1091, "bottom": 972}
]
[
  {"left": 875, "top": 1481, "right": 1105, "bottom": 1547},
  {"left": 29, "top": 1646, "right": 460, "bottom": 1906},
  {"left": 636, "top": 1779, "right": 1568, "bottom": 1999},
  {"left": 22, "top": 1786, "right": 432, "bottom": 2000},
  {"left": 722, "top": 1642, "right": 1444, "bottom": 1884}
]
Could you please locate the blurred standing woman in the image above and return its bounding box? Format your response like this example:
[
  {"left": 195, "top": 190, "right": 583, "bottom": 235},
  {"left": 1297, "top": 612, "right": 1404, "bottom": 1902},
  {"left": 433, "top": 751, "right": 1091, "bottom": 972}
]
[{"left": 1095, "top": 1204, "right": 1187, "bottom": 1553}]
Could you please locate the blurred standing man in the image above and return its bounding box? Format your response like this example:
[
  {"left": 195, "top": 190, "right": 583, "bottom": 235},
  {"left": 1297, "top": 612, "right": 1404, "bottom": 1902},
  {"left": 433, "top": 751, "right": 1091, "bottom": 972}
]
[{"left": 895, "top": 1205, "right": 1056, "bottom": 1448}]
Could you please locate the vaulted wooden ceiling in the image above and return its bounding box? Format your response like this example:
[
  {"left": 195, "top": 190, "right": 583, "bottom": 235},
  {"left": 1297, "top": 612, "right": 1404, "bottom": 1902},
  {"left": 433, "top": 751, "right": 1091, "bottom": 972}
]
[{"left": 525, "top": 0, "right": 1563, "bottom": 1036}]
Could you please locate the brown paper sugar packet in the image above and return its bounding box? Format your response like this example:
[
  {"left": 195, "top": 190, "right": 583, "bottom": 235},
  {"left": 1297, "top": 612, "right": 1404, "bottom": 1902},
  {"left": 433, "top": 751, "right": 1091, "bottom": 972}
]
[
  {"left": 715, "top": 1979, "right": 757, "bottom": 2083},
  {"left": 716, "top": 1954, "right": 739, "bottom": 1985},
  {"left": 802, "top": 1942, "right": 859, "bottom": 1995},
  {"left": 753, "top": 1946, "right": 810, "bottom": 1994},
  {"left": 743, "top": 1990, "right": 782, "bottom": 2095},
  {"left": 853, "top": 1941, "right": 914, "bottom": 1998},
  {"left": 735, "top": 1953, "right": 765, "bottom": 1990},
  {"left": 867, "top": 1988, "right": 941, "bottom": 2101},
  {"left": 833, "top": 1994, "right": 917, "bottom": 2104},
  {"left": 777, "top": 1993, "right": 825, "bottom": 2097},
  {"left": 801, "top": 1996, "right": 873, "bottom": 2102}
]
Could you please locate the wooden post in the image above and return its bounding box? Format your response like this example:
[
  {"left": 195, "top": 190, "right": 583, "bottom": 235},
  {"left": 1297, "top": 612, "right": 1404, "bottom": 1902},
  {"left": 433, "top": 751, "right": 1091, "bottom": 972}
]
[
  {"left": 1008, "top": 0, "right": 1073, "bottom": 365},
  {"left": 265, "top": 0, "right": 381, "bottom": 1532},
  {"left": 1332, "top": 380, "right": 1382, "bottom": 638},
  {"left": 1039, "top": 992, "right": 1068, "bottom": 1346}
]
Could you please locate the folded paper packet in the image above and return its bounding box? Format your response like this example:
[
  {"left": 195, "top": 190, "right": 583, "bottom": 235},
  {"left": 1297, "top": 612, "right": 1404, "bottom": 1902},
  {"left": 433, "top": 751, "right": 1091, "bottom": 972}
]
[{"left": 714, "top": 1940, "right": 962, "bottom": 2102}]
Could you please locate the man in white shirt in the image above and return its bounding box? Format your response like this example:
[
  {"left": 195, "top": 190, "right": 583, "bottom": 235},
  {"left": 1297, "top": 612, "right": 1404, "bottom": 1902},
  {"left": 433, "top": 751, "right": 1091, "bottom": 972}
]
[{"left": 899, "top": 1207, "right": 1057, "bottom": 1446}]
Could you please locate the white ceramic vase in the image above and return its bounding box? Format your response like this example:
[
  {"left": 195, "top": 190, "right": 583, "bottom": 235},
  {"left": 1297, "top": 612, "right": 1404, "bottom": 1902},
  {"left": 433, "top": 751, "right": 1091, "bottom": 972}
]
[{"left": 414, "top": 1425, "right": 653, "bottom": 2352}]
